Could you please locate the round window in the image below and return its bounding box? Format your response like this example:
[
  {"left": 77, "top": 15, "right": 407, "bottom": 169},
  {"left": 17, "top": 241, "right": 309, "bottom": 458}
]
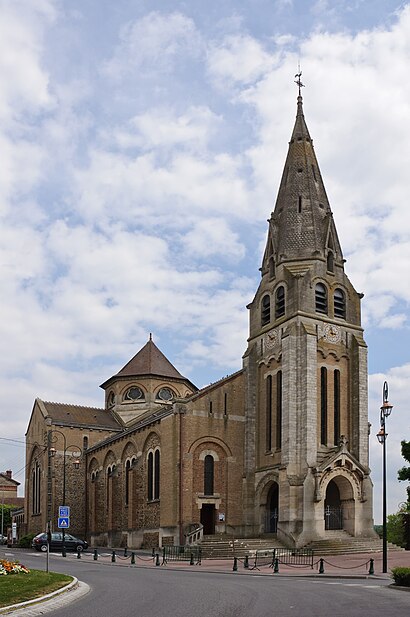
[
  {"left": 157, "top": 387, "right": 174, "bottom": 401},
  {"left": 124, "top": 386, "right": 144, "bottom": 401}
]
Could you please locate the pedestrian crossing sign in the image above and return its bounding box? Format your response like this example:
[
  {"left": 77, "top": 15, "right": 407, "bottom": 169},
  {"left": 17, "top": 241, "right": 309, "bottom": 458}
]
[{"left": 58, "top": 517, "right": 70, "bottom": 528}]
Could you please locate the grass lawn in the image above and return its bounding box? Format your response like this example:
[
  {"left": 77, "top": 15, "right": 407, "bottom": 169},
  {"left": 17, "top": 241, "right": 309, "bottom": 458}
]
[{"left": 0, "top": 569, "right": 73, "bottom": 608}]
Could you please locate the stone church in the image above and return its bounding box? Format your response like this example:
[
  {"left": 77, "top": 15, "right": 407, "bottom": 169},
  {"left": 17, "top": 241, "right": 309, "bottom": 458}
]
[{"left": 25, "top": 91, "right": 375, "bottom": 549}]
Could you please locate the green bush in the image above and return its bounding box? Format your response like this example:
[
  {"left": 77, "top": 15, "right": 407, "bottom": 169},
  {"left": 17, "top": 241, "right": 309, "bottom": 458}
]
[
  {"left": 391, "top": 567, "right": 410, "bottom": 587},
  {"left": 18, "top": 533, "right": 35, "bottom": 548}
]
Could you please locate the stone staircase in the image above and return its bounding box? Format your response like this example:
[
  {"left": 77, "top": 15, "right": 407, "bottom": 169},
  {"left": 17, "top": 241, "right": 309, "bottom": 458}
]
[
  {"left": 303, "top": 530, "right": 404, "bottom": 555},
  {"left": 200, "top": 534, "right": 285, "bottom": 559}
]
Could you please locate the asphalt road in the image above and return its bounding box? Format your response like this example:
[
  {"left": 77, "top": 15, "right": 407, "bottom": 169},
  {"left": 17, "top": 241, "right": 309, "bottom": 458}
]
[{"left": 5, "top": 549, "right": 410, "bottom": 617}]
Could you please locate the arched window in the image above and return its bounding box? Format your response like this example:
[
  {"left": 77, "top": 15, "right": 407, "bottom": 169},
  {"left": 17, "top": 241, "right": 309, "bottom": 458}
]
[
  {"left": 204, "top": 455, "right": 214, "bottom": 496},
  {"left": 334, "top": 370, "right": 340, "bottom": 446},
  {"left": 275, "top": 286, "right": 285, "bottom": 318},
  {"left": 154, "top": 449, "right": 160, "bottom": 500},
  {"left": 320, "top": 367, "right": 328, "bottom": 445},
  {"left": 315, "top": 283, "right": 328, "bottom": 314},
  {"left": 125, "top": 460, "right": 131, "bottom": 505},
  {"left": 147, "top": 452, "right": 153, "bottom": 501},
  {"left": 261, "top": 295, "right": 270, "bottom": 326},
  {"left": 32, "top": 462, "right": 41, "bottom": 515},
  {"left": 156, "top": 387, "right": 175, "bottom": 402},
  {"left": 107, "top": 391, "right": 115, "bottom": 407},
  {"left": 276, "top": 370, "right": 282, "bottom": 449},
  {"left": 266, "top": 375, "right": 272, "bottom": 452},
  {"left": 334, "top": 288, "right": 346, "bottom": 319},
  {"left": 147, "top": 449, "right": 160, "bottom": 500},
  {"left": 124, "top": 386, "right": 144, "bottom": 401}
]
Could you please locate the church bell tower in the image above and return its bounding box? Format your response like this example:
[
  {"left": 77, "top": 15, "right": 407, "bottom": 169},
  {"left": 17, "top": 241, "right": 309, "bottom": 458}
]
[{"left": 243, "top": 84, "right": 375, "bottom": 546}]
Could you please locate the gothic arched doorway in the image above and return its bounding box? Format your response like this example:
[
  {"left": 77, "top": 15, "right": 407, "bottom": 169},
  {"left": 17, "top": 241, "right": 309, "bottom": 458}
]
[
  {"left": 265, "top": 483, "right": 279, "bottom": 533},
  {"left": 324, "top": 479, "right": 342, "bottom": 530}
]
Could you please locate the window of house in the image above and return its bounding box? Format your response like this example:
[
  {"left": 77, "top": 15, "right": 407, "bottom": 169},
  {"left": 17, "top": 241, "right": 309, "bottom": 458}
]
[
  {"left": 275, "top": 286, "right": 285, "bottom": 318},
  {"left": 327, "top": 251, "right": 334, "bottom": 273},
  {"left": 156, "top": 387, "right": 175, "bottom": 402},
  {"left": 261, "top": 295, "right": 270, "bottom": 326},
  {"left": 125, "top": 460, "right": 131, "bottom": 505},
  {"left": 334, "top": 288, "right": 346, "bottom": 319},
  {"left": 334, "top": 369, "right": 340, "bottom": 446},
  {"left": 315, "top": 283, "right": 328, "bottom": 314}
]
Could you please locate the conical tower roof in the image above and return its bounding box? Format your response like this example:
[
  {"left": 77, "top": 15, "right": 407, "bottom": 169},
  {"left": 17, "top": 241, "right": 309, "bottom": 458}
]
[
  {"left": 264, "top": 94, "right": 343, "bottom": 267},
  {"left": 116, "top": 335, "right": 184, "bottom": 379},
  {"left": 100, "top": 335, "right": 197, "bottom": 391}
]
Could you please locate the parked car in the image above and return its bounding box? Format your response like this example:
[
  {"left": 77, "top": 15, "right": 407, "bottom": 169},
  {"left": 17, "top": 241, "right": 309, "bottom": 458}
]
[
  {"left": 32, "top": 532, "right": 88, "bottom": 552},
  {"left": 0, "top": 533, "right": 7, "bottom": 545}
]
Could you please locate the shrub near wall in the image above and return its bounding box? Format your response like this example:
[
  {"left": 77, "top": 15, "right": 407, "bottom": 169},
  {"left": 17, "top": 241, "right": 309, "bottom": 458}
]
[{"left": 391, "top": 567, "right": 410, "bottom": 587}]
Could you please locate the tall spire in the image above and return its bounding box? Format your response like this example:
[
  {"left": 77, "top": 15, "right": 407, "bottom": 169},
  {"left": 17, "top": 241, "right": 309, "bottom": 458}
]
[{"left": 264, "top": 84, "right": 343, "bottom": 268}]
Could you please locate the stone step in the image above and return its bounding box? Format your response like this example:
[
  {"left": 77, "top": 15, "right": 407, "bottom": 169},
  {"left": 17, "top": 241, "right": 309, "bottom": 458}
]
[{"left": 200, "top": 536, "right": 285, "bottom": 559}]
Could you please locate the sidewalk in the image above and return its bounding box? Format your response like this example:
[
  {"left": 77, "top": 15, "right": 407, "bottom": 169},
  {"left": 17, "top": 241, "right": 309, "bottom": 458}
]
[{"left": 61, "top": 547, "right": 410, "bottom": 578}]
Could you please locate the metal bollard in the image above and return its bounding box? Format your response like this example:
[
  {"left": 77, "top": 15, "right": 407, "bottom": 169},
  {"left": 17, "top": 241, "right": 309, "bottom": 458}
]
[
  {"left": 273, "top": 558, "right": 279, "bottom": 573},
  {"left": 152, "top": 547, "right": 155, "bottom": 557},
  {"left": 131, "top": 552, "right": 135, "bottom": 565},
  {"left": 93, "top": 548, "right": 98, "bottom": 560},
  {"left": 77, "top": 548, "right": 81, "bottom": 559},
  {"left": 319, "top": 558, "right": 324, "bottom": 574},
  {"left": 244, "top": 555, "right": 249, "bottom": 569},
  {"left": 112, "top": 551, "right": 116, "bottom": 563},
  {"left": 233, "top": 557, "right": 238, "bottom": 572},
  {"left": 190, "top": 553, "right": 194, "bottom": 566},
  {"left": 368, "top": 558, "right": 374, "bottom": 575},
  {"left": 155, "top": 553, "right": 160, "bottom": 566},
  {"left": 124, "top": 546, "right": 128, "bottom": 558}
]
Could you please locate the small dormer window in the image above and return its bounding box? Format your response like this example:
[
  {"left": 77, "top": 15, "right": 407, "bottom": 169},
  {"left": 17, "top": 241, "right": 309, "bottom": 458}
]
[
  {"left": 315, "top": 283, "right": 328, "bottom": 314},
  {"left": 107, "top": 392, "right": 115, "bottom": 407},
  {"left": 157, "top": 387, "right": 174, "bottom": 402},
  {"left": 124, "top": 386, "right": 144, "bottom": 401}
]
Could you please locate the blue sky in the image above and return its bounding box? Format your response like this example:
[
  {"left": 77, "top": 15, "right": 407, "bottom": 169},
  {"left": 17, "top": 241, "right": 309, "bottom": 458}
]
[{"left": 0, "top": 0, "right": 409, "bottom": 523}]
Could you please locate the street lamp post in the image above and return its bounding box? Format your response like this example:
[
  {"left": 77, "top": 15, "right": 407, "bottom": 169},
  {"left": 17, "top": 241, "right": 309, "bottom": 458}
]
[
  {"left": 48, "top": 430, "right": 81, "bottom": 557},
  {"left": 376, "top": 381, "right": 393, "bottom": 574}
]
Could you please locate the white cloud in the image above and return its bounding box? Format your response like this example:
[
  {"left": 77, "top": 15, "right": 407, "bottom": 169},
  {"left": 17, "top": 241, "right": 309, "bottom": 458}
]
[
  {"left": 103, "top": 11, "right": 202, "bottom": 78},
  {"left": 182, "top": 218, "right": 246, "bottom": 260},
  {"left": 207, "top": 34, "right": 274, "bottom": 85},
  {"left": 101, "top": 106, "right": 221, "bottom": 151}
]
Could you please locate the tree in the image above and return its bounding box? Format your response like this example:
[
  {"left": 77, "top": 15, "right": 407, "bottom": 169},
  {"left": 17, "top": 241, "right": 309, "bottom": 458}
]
[{"left": 397, "top": 440, "right": 410, "bottom": 505}]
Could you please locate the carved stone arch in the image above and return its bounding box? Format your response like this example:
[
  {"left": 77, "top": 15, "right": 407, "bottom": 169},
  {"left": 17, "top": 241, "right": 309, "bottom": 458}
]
[
  {"left": 120, "top": 382, "right": 147, "bottom": 401},
  {"left": 255, "top": 473, "right": 280, "bottom": 534},
  {"left": 142, "top": 430, "right": 160, "bottom": 453},
  {"left": 319, "top": 469, "right": 359, "bottom": 502},
  {"left": 103, "top": 449, "right": 116, "bottom": 471},
  {"left": 88, "top": 456, "right": 100, "bottom": 474},
  {"left": 121, "top": 440, "right": 138, "bottom": 462},
  {"left": 188, "top": 436, "right": 232, "bottom": 458},
  {"left": 259, "top": 351, "right": 282, "bottom": 367},
  {"left": 317, "top": 348, "right": 349, "bottom": 361}
]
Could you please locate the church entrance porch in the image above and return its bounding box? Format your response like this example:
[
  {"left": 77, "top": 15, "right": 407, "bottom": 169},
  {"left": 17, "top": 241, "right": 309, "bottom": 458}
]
[
  {"left": 265, "top": 482, "right": 279, "bottom": 533},
  {"left": 323, "top": 476, "right": 355, "bottom": 535},
  {"left": 200, "top": 504, "right": 215, "bottom": 535}
]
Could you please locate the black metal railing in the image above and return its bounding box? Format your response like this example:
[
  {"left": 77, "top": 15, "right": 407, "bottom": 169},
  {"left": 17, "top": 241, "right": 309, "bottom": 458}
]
[
  {"left": 251, "top": 547, "right": 314, "bottom": 570},
  {"left": 162, "top": 545, "right": 202, "bottom": 565}
]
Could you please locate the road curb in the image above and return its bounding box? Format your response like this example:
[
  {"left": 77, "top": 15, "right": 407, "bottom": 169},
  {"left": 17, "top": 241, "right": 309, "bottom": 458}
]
[{"left": 0, "top": 577, "right": 90, "bottom": 615}]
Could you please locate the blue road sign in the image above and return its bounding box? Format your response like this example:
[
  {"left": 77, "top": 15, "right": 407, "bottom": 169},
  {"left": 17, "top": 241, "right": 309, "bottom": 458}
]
[
  {"left": 58, "top": 517, "right": 70, "bottom": 529},
  {"left": 59, "top": 506, "right": 70, "bottom": 517}
]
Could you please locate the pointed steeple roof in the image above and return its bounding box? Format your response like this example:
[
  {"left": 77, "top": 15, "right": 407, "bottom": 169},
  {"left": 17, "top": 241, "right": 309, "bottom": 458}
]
[
  {"left": 265, "top": 93, "right": 343, "bottom": 267},
  {"left": 116, "top": 334, "right": 184, "bottom": 380}
]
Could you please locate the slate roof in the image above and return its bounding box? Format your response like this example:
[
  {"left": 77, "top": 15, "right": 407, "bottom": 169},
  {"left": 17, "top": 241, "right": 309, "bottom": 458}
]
[{"left": 39, "top": 400, "right": 122, "bottom": 430}]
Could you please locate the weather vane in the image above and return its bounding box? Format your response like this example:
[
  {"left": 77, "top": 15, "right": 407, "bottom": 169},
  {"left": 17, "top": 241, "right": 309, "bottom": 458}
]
[{"left": 294, "top": 64, "right": 305, "bottom": 96}]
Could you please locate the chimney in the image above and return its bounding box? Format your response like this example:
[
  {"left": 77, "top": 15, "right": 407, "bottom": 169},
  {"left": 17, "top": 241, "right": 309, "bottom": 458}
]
[{"left": 6, "top": 470, "right": 12, "bottom": 479}]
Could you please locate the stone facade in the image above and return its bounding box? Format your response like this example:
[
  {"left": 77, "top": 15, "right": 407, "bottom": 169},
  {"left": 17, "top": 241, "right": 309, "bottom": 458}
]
[{"left": 24, "top": 94, "right": 376, "bottom": 548}]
